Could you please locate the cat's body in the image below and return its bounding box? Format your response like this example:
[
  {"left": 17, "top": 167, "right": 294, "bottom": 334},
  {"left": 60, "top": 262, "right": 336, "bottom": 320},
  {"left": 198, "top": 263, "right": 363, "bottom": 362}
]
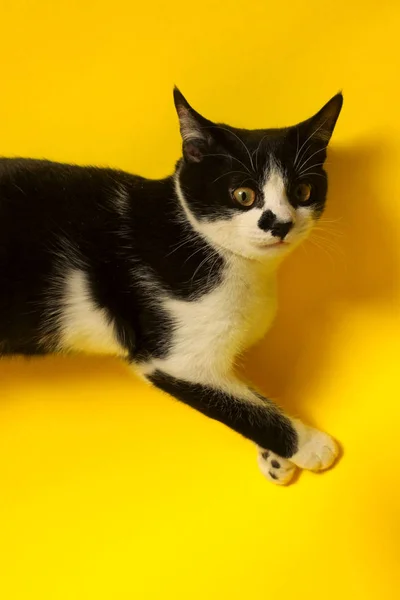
[
  {"left": 0, "top": 157, "right": 273, "bottom": 362},
  {"left": 0, "top": 89, "right": 343, "bottom": 484}
]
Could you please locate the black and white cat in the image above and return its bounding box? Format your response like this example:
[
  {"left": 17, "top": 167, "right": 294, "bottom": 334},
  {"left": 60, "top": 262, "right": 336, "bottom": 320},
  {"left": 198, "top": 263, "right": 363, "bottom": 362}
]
[{"left": 0, "top": 88, "right": 342, "bottom": 484}]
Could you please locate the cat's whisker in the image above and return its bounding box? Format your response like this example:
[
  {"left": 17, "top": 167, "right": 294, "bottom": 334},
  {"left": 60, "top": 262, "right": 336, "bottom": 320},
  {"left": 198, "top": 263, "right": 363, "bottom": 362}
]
[
  {"left": 313, "top": 226, "right": 344, "bottom": 238},
  {"left": 307, "top": 237, "right": 337, "bottom": 268},
  {"left": 189, "top": 251, "right": 216, "bottom": 286},
  {"left": 166, "top": 236, "right": 197, "bottom": 257},
  {"left": 205, "top": 153, "right": 252, "bottom": 175},
  {"left": 184, "top": 245, "right": 211, "bottom": 266},
  {"left": 212, "top": 170, "right": 252, "bottom": 184},
  {"left": 314, "top": 232, "right": 344, "bottom": 243},
  {"left": 296, "top": 146, "right": 328, "bottom": 174},
  {"left": 298, "top": 171, "right": 325, "bottom": 179},
  {"left": 237, "top": 177, "right": 260, "bottom": 188},
  {"left": 318, "top": 216, "right": 343, "bottom": 224},
  {"left": 208, "top": 125, "right": 255, "bottom": 171},
  {"left": 293, "top": 129, "right": 301, "bottom": 168},
  {"left": 295, "top": 141, "right": 313, "bottom": 170},
  {"left": 206, "top": 255, "right": 222, "bottom": 290},
  {"left": 293, "top": 118, "right": 328, "bottom": 167},
  {"left": 253, "top": 134, "right": 269, "bottom": 171},
  {"left": 298, "top": 162, "right": 326, "bottom": 176},
  {"left": 300, "top": 243, "right": 309, "bottom": 258},
  {"left": 311, "top": 233, "right": 345, "bottom": 256}
]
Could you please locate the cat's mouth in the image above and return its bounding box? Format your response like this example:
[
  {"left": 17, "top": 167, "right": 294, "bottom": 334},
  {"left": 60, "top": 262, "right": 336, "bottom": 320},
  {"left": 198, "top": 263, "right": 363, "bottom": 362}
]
[{"left": 253, "top": 240, "right": 289, "bottom": 250}]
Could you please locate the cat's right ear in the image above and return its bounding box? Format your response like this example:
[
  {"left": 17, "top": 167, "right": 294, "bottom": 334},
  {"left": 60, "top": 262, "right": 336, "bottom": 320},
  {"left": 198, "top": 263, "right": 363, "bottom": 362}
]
[{"left": 173, "top": 88, "right": 215, "bottom": 163}]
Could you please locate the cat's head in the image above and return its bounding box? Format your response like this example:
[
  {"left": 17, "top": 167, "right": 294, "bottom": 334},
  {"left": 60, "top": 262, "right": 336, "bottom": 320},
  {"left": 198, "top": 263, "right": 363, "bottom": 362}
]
[{"left": 174, "top": 88, "right": 342, "bottom": 261}]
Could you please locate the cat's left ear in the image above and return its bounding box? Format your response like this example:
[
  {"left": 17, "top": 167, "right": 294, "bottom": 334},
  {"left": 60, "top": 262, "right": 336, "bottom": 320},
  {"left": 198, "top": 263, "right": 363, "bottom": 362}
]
[
  {"left": 173, "top": 87, "right": 215, "bottom": 163},
  {"left": 302, "top": 93, "right": 343, "bottom": 144}
]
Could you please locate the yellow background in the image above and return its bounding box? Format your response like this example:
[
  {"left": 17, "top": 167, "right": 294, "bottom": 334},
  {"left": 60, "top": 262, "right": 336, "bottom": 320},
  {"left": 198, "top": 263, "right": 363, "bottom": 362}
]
[{"left": 0, "top": 1, "right": 399, "bottom": 598}]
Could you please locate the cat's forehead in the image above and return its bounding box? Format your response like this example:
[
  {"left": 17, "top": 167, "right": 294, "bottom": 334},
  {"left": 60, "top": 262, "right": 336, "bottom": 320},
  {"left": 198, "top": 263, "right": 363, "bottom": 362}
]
[
  {"left": 219, "top": 125, "right": 294, "bottom": 175},
  {"left": 222, "top": 125, "right": 290, "bottom": 150}
]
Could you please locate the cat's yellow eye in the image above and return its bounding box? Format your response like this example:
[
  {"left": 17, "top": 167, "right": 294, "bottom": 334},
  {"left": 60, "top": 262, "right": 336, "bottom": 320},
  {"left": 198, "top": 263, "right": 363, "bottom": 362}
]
[
  {"left": 233, "top": 187, "right": 256, "bottom": 207},
  {"left": 294, "top": 182, "right": 312, "bottom": 204}
]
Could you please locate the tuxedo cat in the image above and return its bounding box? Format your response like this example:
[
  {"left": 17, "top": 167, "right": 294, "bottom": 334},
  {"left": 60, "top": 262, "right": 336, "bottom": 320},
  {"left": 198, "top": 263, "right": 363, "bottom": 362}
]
[{"left": 0, "top": 88, "right": 342, "bottom": 484}]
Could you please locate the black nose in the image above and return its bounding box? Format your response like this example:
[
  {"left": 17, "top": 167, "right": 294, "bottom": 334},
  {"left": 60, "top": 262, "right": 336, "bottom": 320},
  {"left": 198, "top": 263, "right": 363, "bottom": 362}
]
[
  {"left": 258, "top": 210, "right": 293, "bottom": 240},
  {"left": 271, "top": 220, "right": 293, "bottom": 240}
]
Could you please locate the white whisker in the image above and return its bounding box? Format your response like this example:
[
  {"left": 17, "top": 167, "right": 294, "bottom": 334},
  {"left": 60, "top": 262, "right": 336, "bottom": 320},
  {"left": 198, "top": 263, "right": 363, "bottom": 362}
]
[
  {"left": 205, "top": 153, "right": 252, "bottom": 175},
  {"left": 293, "top": 128, "right": 301, "bottom": 167},
  {"left": 311, "top": 233, "right": 344, "bottom": 256},
  {"left": 206, "top": 255, "right": 222, "bottom": 289},
  {"left": 190, "top": 252, "right": 216, "bottom": 286},
  {"left": 208, "top": 125, "right": 256, "bottom": 171},
  {"left": 307, "top": 237, "right": 336, "bottom": 268},
  {"left": 166, "top": 236, "right": 198, "bottom": 257},
  {"left": 298, "top": 172, "right": 325, "bottom": 179},
  {"left": 298, "top": 162, "right": 327, "bottom": 176},
  {"left": 313, "top": 226, "right": 344, "bottom": 238},
  {"left": 293, "top": 119, "right": 328, "bottom": 168},
  {"left": 296, "top": 146, "right": 328, "bottom": 174},
  {"left": 318, "top": 216, "right": 343, "bottom": 224},
  {"left": 212, "top": 170, "right": 253, "bottom": 184},
  {"left": 184, "top": 245, "right": 210, "bottom": 266},
  {"left": 253, "top": 134, "right": 270, "bottom": 171}
]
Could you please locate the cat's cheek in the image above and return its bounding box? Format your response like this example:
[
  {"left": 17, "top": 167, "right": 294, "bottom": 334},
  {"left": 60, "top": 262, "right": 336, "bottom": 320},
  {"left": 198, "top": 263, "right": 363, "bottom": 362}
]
[
  {"left": 229, "top": 209, "right": 272, "bottom": 255},
  {"left": 290, "top": 207, "right": 315, "bottom": 241},
  {"left": 191, "top": 209, "right": 267, "bottom": 258}
]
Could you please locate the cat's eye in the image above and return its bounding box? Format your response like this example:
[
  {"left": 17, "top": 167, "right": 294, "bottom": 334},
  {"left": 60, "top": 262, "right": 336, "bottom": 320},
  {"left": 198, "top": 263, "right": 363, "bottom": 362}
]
[
  {"left": 294, "top": 182, "right": 312, "bottom": 204},
  {"left": 232, "top": 187, "right": 256, "bottom": 207}
]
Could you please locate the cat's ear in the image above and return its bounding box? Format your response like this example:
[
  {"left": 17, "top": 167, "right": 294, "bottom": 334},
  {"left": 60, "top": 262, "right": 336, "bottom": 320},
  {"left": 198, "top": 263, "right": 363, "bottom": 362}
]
[
  {"left": 173, "top": 87, "right": 215, "bottom": 163},
  {"left": 302, "top": 93, "right": 343, "bottom": 144}
]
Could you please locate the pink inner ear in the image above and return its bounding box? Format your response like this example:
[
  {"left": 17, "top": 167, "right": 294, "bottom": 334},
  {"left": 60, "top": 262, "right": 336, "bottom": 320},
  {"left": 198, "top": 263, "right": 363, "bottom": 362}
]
[
  {"left": 177, "top": 105, "right": 204, "bottom": 143},
  {"left": 184, "top": 140, "right": 204, "bottom": 163}
]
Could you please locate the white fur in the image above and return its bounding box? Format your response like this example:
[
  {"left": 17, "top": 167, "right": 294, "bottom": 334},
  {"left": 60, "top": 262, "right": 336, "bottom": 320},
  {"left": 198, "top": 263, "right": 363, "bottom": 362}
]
[
  {"left": 257, "top": 449, "right": 297, "bottom": 485},
  {"left": 257, "top": 422, "right": 339, "bottom": 485},
  {"left": 138, "top": 255, "right": 278, "bottom": 388},
  {"left": 262, "top": 166, "right": 295, "bottom": 224},
  {"left": 59, "top": 268, "right": 127, "bottom": 357},
  {"left": 290, "top": 421, "right": 339, "bottom": 471}
]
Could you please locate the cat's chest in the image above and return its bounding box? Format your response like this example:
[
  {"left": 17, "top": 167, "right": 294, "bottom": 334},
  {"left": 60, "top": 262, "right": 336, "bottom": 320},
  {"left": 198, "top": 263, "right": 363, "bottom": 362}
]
[{"left": 157, "top": 260, "right": 278, "bottom": 380}]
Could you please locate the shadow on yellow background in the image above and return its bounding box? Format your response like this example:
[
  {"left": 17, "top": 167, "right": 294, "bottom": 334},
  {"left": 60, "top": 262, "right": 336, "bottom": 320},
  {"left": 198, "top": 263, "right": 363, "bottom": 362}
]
[
  {"left": 0, "top": 1, "right": 399, "bottom": 599},
  {"left": 247, "top": 141, "right": 398, "bottom": 418}
]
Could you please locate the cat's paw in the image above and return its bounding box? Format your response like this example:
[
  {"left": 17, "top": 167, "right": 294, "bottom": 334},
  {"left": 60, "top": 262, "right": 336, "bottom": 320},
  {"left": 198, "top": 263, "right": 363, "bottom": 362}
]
[
  {"left": 291, "top": 424, "right": 339, "bottom": 472},
  {"left": 257, "top": 448, "right": 297, "bottom": 485}
]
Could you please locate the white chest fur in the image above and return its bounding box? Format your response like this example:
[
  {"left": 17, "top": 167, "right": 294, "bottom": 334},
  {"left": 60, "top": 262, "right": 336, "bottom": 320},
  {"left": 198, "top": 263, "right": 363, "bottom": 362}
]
[
  {"left": 57, "top": 259, "right": 278, "bottom": 379},
  {"left": 148, "top": 257, "right": 278, "bottom": 383}
]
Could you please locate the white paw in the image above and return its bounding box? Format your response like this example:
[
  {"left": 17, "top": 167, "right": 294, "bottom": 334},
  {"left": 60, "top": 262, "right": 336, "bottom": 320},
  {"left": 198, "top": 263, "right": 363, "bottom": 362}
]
[
  {"left": 257, "top": 448, "right": 297, "bottom": 485},
  {"left": 291, "top": 424, "right": 339, "bottom": 472}
]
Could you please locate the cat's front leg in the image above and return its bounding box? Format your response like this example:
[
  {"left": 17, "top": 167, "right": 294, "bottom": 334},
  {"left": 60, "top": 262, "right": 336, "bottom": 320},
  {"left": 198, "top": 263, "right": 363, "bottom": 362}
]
[{"left": 142, "top": 367, "right": 339, "bottom": 485}]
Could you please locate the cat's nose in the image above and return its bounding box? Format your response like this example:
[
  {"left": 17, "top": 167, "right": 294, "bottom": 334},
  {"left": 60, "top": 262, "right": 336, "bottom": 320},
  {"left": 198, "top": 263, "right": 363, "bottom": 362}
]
[
  {"left": 271, "top": 220, "right": 293, "bottom": 240},
  {"left": 258, "top": 210, "right": 294, "bottom": 240}
]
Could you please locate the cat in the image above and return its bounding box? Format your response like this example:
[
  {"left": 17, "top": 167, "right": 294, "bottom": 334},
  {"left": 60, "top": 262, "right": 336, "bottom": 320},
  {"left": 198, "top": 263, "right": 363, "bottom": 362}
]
[{"left": 0, "top": 87, "right": 342, "bottom": 484}]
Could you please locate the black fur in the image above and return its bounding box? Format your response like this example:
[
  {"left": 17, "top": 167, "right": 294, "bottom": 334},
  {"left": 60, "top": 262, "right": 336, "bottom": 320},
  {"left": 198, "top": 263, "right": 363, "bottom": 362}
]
[
  {"left": 149, "top": 370, "right": 298, "bottom": 458},
  {"left": 0, "top": 158, "right": 223, "bottom": 359},
  {"left": 0, "top": 89, "right": 342, "bottom": 456}
]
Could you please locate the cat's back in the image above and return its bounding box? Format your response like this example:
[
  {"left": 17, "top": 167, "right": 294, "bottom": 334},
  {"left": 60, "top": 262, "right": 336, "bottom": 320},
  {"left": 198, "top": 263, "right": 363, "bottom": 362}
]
[
  {"left": 0, "top": 157, "right": 126, "bottom": 212},
  {"left": 0, "top": 157, "right": 147, "bottom": 263},
  {"left": 0, "top": 157, "right": 179, "bottom": 357},
  {"left": 0, "top": 158, "right": 139, "bottom": 355}
]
